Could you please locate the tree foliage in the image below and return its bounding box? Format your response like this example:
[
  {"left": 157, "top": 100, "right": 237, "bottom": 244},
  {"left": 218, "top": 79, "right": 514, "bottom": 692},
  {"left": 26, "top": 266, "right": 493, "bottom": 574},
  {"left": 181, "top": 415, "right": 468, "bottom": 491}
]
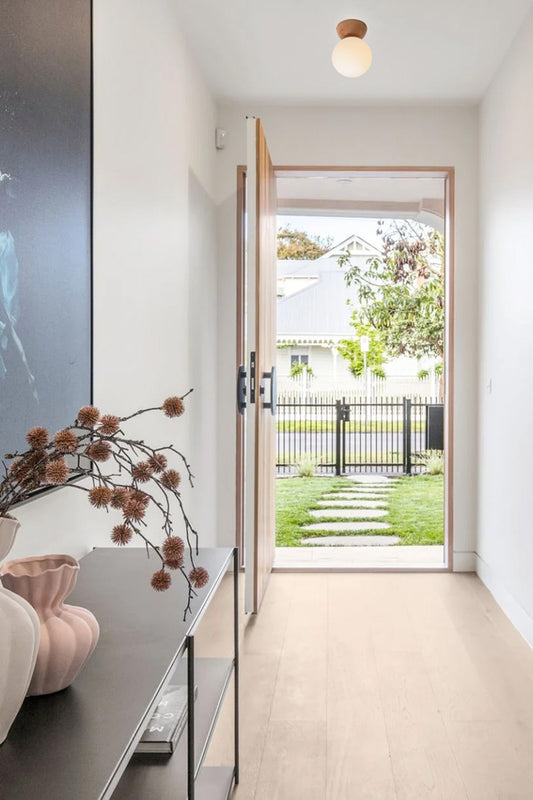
[
  {"left": 337, "top": 310, "right": 386, "bottom": 379},
  {"left": 277, "top": 226, "right": 332, "bottom": 260},
  {"left": 290, "top": 360, "right": 314, "bottom": 379},
  {"left": 338, "top": 220, "right": 444, "bottom": 360}
]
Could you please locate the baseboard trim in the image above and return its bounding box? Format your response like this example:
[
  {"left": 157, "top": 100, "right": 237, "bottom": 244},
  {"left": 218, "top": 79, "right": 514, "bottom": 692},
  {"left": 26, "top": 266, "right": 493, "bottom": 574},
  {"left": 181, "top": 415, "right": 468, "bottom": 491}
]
[
  {"left": 452, "top": 551, "right": 476, "bottom": 571},
  {"left": 476, "top": 554, "right": 533, "bottom": 649}
]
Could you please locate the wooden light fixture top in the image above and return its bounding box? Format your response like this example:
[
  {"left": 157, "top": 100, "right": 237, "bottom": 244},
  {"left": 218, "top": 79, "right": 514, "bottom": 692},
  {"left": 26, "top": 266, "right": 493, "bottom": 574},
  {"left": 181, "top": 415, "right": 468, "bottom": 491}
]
[{"left": 336, "top": 19, "right": 368, "bottom": 40}]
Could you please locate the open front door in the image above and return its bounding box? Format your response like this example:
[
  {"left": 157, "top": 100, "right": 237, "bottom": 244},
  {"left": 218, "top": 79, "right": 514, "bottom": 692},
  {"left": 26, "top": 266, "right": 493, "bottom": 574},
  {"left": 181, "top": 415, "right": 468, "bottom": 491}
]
[{"left": 244, "top": 117, "right": 277, "bottom": 613}]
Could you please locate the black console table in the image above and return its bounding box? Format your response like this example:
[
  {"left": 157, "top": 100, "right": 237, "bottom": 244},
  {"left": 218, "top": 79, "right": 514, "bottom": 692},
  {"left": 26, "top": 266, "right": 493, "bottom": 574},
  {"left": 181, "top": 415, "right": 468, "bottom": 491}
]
[{"left": 0, "top": 547, "right": 239, "bottom": 800}]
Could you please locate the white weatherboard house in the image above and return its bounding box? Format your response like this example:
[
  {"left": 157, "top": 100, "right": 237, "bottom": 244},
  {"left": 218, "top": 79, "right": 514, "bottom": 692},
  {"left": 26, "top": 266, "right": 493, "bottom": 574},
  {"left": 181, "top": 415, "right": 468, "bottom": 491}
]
[{"left": 276, "top": 234, "right": 439, "bottom": 396}]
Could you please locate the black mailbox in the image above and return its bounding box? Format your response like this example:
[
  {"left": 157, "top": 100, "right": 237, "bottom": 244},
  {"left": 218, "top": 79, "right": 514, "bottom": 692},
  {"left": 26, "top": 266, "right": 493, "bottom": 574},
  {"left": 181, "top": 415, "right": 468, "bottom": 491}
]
[{"left": 426, "top": 404, "right": 444, "bottom": 450}]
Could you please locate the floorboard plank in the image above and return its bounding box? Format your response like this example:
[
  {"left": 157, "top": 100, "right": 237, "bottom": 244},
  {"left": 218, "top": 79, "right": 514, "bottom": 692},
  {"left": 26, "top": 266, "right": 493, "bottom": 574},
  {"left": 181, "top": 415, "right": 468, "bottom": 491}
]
[
  {"left": 205, "top": 571, "right": 533, "bottom": 799},
  {"left": 254, "top": 721, "right": 327, "bottom": 800}
]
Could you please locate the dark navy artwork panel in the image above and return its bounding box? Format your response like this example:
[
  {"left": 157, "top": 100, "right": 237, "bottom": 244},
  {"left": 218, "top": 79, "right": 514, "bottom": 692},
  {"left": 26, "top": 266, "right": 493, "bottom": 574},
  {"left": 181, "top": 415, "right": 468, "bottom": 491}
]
[{"left": 0, "top": 0, "right": 91, "bottom": 461}]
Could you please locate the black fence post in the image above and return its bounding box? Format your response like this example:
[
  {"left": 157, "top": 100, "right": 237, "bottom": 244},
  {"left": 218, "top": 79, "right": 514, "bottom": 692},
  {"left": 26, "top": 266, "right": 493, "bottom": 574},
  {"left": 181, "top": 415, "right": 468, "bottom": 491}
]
[
  {"left": 341, "top": 396, "right": 346, "bottom": 474},
  {"left": 335, "top": 400, "right": 342, "bottom": 476},
  {"left": 403, "top": 397, "right": 412, "bottom": 474}
]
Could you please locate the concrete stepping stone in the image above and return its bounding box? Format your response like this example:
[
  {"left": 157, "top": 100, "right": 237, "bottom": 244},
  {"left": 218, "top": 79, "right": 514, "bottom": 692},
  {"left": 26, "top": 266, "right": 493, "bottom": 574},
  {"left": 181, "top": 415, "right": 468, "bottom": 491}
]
[
  {"left": 322, "top": 493, "right": 390, "bottom": 500},
  {"left": 309, "top": 508, "right": 388, "bottom": 520},
  {"left": 322, "top": 486, "right": 394, "bottom": 497},
  {"left": 302, "top": 521, "right": 391, "bottom": 532},
  {"left": 301, "top": 535, "right": 401, "bottom": 546},
  {"left": 339, "top": 483, "right": 396, "bottom": 488},
  {"left": 347, "top": 476, "right": 399, "bottom": 483},
  {"left": 330, "top": 483, "right": 390, "bottom": 492},
  {"left": 344, "top": 475, "right": 398, "bottom": 486},
  {"left": 316, "top": 500, "right": 387, "bottom": 508},
  {"left": 345, "top": 489, "right": 395, "bottom": 494},
  {"left": 342, "top": 484, "right": 395, "bottom": 490},
  {"left": 330, "top": 486, "right": 394, "bottom": 497}
]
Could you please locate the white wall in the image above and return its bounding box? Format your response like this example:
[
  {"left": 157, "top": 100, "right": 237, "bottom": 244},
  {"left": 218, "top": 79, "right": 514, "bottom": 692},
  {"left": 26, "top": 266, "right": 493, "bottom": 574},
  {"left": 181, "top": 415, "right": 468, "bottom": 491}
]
[
  {"left": 9, "top": 0, "right": 219, "bottom": 559},
  {"left": 276, "top": 346, "right": 353, "bottom": 391},
  {"left": 477, "top": 8, "right": 533, "bottom": 644},
  {"left": 215, "top": 104, "right": 479, "bottom": 569}
]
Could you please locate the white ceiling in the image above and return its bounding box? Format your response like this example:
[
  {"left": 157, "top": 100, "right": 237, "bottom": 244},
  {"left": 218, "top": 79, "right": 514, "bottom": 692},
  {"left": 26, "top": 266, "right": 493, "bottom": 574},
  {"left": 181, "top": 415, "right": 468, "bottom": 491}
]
[
  {"left": 176, "top": 0, "right": 533, "bottom": 104},
  {"left": 276, "top": 174, "right": 445, "bottom": 229},
  {"left": 277, "top": 175, "right": 444, "bottom": 204}
]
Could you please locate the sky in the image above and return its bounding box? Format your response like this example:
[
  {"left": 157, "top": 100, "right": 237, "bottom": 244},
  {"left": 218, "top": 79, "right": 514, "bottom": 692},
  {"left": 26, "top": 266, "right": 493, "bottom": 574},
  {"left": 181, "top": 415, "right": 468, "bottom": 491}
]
[{"left": 277, "top": 215, "right": 383, "bottom": 250}]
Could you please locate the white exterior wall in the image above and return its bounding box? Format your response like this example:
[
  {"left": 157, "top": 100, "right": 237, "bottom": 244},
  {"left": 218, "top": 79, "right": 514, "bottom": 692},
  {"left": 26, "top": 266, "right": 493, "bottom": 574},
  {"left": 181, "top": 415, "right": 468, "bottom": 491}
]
[
  {"left": 277, "top": 345, "right": 351, "bottom": 392},
  {"left": 10, "top": 0, "right": 219, "bottom": 559},
  {"left": 477, "top": 8, "right": 533, "bottom": 644},
  {"left": 277, "top": 347, "right": 441, "bottom": 395},
  {"left": 216, "top": 104, "right": 478, "bottom": 570}
]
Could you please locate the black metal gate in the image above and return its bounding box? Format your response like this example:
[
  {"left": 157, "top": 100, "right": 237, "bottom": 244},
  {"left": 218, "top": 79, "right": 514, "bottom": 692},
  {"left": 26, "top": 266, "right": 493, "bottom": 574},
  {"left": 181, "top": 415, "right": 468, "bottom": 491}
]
[{"left": 276, "top": 395, "right": 442, "bottom": 475}]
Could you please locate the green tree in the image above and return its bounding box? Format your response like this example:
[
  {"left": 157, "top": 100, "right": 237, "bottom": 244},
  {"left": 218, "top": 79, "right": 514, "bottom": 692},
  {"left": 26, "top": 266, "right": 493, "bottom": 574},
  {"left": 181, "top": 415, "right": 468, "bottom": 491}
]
[
  {"left": 338, "top": 220, "right": 444, "bottom": 361},
  {"left": 277, "top": 226, "right": 332, "bottom": 260},
  {"left": 337, "top": 311, "right": 386, "bottom": 379},
  {"left": 290, "top": 360, "right": 314, "bottom": 379}
]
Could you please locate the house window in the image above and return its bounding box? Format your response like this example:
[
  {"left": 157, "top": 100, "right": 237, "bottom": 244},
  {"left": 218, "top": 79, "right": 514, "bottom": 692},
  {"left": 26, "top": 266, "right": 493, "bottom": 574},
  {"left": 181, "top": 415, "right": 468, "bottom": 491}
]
[{"left": 290, "top": 354, "right": 309, "bottom": 366}]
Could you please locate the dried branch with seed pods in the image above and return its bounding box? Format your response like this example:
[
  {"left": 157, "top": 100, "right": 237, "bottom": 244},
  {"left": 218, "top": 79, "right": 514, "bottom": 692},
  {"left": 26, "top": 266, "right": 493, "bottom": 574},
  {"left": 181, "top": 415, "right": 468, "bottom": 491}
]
[{"left": 0, "top": 391, "right": 209, "bottom": 619}]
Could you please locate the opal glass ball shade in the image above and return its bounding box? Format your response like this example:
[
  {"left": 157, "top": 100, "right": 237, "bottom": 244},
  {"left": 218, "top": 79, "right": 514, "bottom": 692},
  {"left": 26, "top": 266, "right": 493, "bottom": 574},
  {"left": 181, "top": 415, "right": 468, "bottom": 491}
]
[{"left": 332, "top": 36, "right": 372, "bottom": 77}]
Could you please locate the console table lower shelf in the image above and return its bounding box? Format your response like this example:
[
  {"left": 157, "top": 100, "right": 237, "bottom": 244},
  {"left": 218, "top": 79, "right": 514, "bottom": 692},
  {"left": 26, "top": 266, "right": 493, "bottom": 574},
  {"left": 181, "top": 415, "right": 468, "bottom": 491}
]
[
  {"left": 0, "top": 547, "right": 238, "bottom": 800},
  {"left": 112, "top": 655, "right": 235, "bottom": 799}
]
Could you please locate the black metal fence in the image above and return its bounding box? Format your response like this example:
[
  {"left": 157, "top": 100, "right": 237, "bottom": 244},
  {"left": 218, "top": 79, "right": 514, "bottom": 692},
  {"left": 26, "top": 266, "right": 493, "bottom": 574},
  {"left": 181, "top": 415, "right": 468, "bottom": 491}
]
[{"left": 276, "top": 394, "right": 443, "bottom": 475}]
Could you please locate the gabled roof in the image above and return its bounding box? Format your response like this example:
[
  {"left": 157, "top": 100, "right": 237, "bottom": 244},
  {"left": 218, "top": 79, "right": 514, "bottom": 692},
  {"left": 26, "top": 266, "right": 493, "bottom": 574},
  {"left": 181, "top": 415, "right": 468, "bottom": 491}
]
[
  {"left": 277, "top": 259, "right": 319, "bottom": 278},
  {"left": 276, "top": 235, "right": 381, "bottom": 340},
  {"left": 277, "top": 266, "right": 357, "bottom": 340},
  {"left": 277, "top": 234, "right": 380, "bottom": 277},
  {"left": 323, "top": 234, "right": 381, "bottom": 260}
]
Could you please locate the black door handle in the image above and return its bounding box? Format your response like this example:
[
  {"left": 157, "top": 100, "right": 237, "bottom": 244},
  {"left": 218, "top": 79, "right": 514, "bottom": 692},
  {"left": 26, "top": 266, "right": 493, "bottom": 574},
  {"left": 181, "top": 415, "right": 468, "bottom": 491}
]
[
  {"left": 237, "top": 365, "right": 247, "bottom": 415},
  {"left": 260, "top": 366, "right": 277, "bottom": 415}
]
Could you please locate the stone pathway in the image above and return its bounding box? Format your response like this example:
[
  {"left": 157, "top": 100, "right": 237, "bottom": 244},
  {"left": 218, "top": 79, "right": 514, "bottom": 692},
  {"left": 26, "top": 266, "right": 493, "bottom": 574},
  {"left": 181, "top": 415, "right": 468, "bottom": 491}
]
[
  {"left": 316, "top": 500, "right": 387, "bottom": 508},
  {"left": 326, "top": 484, "right": 395, "bottom": 490},
  {"left": 309, "top": 508, "right": 388, "bottom": 520},
  {"left": 349, "top": 481, "right": 399, "bottom": 486},
  {"left": 342, "top": 484, "right": 396, "bottom": 489},
  {"left": 300, "top": 475, "right": 400, "bottom": 547},
  {"left": 321, "top": 493, "right": 391, "bottom": 501},
  {"left": 348, "top": 475, "right": 399, "bottom": 484},
  {"left": 303, "top": 521, "right": 392, "bottom": 532},
  {"left": 301, "top": 535, "right": 401, "bottom": 546}
]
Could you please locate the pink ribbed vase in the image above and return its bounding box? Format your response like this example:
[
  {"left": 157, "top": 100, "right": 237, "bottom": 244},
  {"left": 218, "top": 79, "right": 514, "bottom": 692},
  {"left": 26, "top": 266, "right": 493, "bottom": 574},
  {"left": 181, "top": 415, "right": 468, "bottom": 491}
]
[{"left": 0, "top": 554, "right": 100, "bottom": 696}]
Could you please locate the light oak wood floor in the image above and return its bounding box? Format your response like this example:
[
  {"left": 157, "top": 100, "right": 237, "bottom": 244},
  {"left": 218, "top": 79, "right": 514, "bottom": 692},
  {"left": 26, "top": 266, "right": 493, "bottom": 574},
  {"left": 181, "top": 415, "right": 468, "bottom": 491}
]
[{"left": 201, "top": 572, "right": 533, "bottom": 799}]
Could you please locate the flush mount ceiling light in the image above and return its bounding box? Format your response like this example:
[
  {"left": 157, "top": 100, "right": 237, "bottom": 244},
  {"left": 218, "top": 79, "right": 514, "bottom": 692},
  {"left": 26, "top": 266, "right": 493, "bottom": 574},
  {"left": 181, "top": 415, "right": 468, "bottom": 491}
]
[{"left": 332, "top": 19, "right": 372, "bottom": 77}]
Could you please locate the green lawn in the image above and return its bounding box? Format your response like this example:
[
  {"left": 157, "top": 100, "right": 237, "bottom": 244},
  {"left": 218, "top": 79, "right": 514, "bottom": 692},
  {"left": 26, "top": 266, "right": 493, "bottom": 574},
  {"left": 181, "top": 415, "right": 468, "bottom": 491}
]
[
  {"left": 275, "top": 474, "right": 444, "bottom": 547},
  {"left": 276, "top": 476, "right": 356, "bottom": 547},
  {"left": 386, "top": 474, "right": 444, "bottom": 545}
]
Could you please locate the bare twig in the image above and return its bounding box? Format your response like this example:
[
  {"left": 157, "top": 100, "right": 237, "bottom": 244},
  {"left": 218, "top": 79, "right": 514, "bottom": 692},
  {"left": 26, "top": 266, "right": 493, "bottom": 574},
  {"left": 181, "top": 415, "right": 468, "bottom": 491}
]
[{"left": 0, "top": 395, "right": 207, "bottom": 616}]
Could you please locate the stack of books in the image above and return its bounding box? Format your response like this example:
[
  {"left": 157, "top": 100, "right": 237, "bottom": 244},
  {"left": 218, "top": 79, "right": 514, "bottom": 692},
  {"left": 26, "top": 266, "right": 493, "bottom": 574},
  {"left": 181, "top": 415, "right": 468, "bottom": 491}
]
[{"left": 136, "top": 684, "right": 197, "bottom": 754}]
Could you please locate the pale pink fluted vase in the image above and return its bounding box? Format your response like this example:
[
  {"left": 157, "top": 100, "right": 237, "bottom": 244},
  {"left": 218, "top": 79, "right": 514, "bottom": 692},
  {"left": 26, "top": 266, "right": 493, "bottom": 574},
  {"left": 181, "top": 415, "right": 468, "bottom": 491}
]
[{"left": 0, "top": 554, "right": 100, "bottom": 695}]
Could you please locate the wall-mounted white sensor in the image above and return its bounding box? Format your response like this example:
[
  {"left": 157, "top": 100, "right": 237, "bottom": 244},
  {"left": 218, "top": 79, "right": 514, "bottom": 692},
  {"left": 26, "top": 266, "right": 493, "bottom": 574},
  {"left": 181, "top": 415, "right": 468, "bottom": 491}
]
[{"left": 215, "top": 127, "right": 227, "bottom": 150}]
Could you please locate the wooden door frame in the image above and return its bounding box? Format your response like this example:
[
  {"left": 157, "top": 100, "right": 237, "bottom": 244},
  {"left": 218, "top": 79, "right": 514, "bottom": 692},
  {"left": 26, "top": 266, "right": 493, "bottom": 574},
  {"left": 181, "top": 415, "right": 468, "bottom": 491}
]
[
  {"left": 236, "top": 164, "right": 455, "bottom": 572},
  {"left": 236, "top": 164, "right": 246, "bottom": 566}
]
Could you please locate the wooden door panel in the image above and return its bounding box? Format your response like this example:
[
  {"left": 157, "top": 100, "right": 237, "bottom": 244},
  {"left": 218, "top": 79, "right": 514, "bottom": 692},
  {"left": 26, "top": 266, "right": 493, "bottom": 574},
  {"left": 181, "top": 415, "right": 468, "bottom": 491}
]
[
  {"left": 254, "top": 119, "right": 276, "bottom": 610},
  {"left": 244, "top": 118, "right": 276, "bottom": 613}
]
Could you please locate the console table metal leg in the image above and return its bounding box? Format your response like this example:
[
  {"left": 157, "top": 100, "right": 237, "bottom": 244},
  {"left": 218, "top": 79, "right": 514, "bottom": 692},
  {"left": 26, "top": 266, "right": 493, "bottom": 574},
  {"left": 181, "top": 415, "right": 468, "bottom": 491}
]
[
  {"left": 233, "top": 547, "right": 240, "bottom": 785},
  {"left": 187, "top": 634, "right": 195, "bottom": 800}
]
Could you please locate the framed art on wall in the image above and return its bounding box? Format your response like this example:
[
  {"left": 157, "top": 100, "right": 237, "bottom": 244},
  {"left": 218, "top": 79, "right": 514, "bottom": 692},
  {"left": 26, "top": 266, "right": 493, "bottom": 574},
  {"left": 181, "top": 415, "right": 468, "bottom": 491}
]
[{"left": 0, "top": 0, "right": 92, "bottom": 461}]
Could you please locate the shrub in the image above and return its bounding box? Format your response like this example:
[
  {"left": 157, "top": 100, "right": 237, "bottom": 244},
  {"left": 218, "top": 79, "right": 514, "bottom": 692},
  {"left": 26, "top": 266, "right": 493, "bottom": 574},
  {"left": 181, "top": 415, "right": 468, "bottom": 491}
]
[
  {"left": 416, "top": 449, "right": 444, "bottom": 475},
  {"left": 295, "top": 455, "right": 316, "bottom": 478}
]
